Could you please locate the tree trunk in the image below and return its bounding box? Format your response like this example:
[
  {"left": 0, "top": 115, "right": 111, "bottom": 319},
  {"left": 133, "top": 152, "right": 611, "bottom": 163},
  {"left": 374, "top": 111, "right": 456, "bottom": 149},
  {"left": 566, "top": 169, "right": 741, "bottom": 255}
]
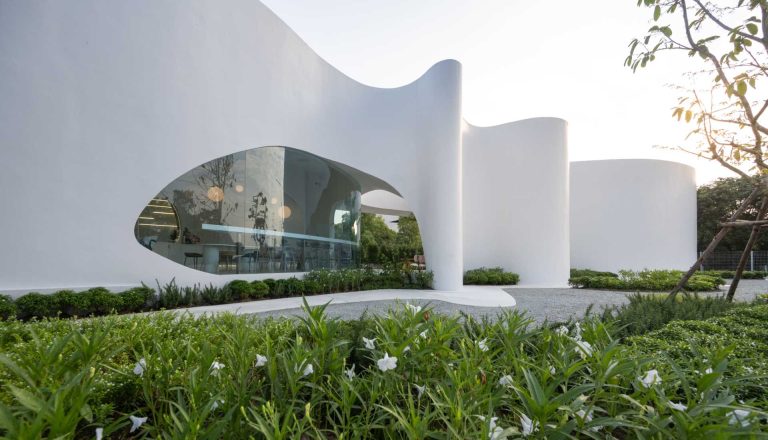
[
  {"left": 668, "top": 184, "right": 762, "bottom": 301},
  {"left": 726, "top": 195, "right": 768, "bottom": 301}
]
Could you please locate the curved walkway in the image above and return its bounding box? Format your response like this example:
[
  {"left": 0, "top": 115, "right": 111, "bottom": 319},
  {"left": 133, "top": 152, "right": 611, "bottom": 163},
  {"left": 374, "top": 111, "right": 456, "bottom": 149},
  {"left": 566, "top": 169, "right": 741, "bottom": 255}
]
[{"left": 177, "top": 285, "right": 516, "bottom": 316}]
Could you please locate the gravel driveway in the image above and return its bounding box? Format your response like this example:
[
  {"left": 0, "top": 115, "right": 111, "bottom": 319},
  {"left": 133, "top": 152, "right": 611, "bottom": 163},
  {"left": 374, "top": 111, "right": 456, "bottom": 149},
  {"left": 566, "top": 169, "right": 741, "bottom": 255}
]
[{"left": 250, "top": 280, "right": 767, "bottom": 324}]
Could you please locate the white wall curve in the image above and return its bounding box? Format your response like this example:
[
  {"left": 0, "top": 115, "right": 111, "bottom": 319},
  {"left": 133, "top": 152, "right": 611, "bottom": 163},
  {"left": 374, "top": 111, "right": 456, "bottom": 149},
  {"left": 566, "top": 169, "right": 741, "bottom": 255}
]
[
  {"left": 0, "top": 0, "right": 463, "bottom": 293},
  {"left": 462, "top": 118, "right": 570, "bottom": 286},
  {"left": 570, "top": 159, "right": 696, "bottom": 273}
]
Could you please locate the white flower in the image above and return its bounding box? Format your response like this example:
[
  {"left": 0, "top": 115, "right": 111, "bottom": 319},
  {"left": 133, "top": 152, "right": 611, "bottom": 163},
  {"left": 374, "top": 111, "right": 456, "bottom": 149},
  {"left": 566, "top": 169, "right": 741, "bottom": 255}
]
[
  {"left": 211, "top": 399, "right": 224, "bottom": 410},
  {"left": 363, "top": 337, "right": 376, "bottom": 350},
  {"left": 549, "top": 365, "right": 556, "bottom": 375},
  {"left": 555, "top": 325, "right": 569, "bottom": 336},
  {"left": 520, "top": 414, "right": 538, "bottom": 437},
  {"left": 478, "top": 339, "right": 489, "bottom": 352},
  {"left": 573, "top": 322, "right": 583, "bottom": 341},
  {"left": 129, "top": 415, "right": 147, "bottom": 433},
  {"left": 576, "top": 408, "right": 600, "bottom": 432},
  {"left": 133, "top": 358, "right": 146, "bottom": 377},
  {"left": 639, "top": 369, "right": 661, "bottom": 388},
  {"left": 498, "top": 375, "right": 514, "bottom": 386},
  {"left": 210, "top": 360, "right": 225, "bottom": 376},
  {"left": 403, "top": 345, "right": 411, "bottom": 353},
  {"left": 255, "top": 354, "right": 267, "bottom": 367},
  {"left": 727, "top": 409, "right": 751, "bottom": 427},
  {"left": 302, "top": 363, "right": 314, "bottom": 377},
  {"left": 577, "top": 394, "right": 589, "bottom": 403},
  {"left": 420, "top": 330, "right": 428, "bottom": 339},
  {"left": 377, "top": 352, "right": 398, "bottom": 372},
  {"left": 574, "top": 340, "right": 593, "bottom": 359},
  {"left": 406, "top": 303, "right": 422, "bottom": 314},
  {"left": 95, "top": 427, "right": 103, "bottom": 440},
  {"left": 415, "top": 384, "right": 426, "bottom": 398},
  {"left": 345, "top": 365, "right": 356, "bottom": 379},
  {"left": 668, "top": 401, "right": 688, "bottom": 411},
  {"left": 488, "top": 416, "right": 503, "bottom": 440},
  {"left": 704, "top": 367, "right": 713, "bottom": 374}
]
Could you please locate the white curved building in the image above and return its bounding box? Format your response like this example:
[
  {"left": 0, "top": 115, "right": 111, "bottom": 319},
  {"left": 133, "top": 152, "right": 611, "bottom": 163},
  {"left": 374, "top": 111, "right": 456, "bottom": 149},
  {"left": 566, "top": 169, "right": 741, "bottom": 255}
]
[{"left": 0, "top": 0, "right": 696, "bottom": 295}]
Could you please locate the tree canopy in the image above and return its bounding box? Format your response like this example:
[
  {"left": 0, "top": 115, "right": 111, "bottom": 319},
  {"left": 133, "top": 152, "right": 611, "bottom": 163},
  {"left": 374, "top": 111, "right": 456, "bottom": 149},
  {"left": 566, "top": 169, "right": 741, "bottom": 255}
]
[
  {"left": 698, "top": 175, "right": 768, "bottom": 250},
  {"left": 359, "top": 213, "right": 423, "bottom": 265}
]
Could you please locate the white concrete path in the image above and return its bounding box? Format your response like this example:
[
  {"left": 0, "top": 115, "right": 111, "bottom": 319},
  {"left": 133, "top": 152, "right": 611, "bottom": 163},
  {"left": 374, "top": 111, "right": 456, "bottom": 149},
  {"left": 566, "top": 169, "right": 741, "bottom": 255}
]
[{"left": 177, "top": 286, "right": 517, "bottom": 316}]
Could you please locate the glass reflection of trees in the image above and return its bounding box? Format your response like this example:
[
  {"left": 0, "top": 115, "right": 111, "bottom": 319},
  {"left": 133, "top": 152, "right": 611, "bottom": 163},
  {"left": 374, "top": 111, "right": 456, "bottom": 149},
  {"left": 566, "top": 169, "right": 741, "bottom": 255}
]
[{"left": 134, "top": 147, "right": 362, "bottom": 274}]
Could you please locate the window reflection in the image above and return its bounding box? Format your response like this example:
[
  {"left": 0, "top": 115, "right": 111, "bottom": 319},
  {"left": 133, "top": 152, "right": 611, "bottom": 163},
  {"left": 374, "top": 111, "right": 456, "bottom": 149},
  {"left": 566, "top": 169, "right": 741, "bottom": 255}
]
[{"left": 135, "top": 147, "right": 362, "bottom": 274}]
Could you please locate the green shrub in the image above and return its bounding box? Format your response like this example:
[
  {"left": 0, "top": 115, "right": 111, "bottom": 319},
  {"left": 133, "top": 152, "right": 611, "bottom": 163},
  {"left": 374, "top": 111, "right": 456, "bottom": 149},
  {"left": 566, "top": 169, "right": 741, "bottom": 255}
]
[
  {"left": 303, "top": 280, "right": 321, "bottom": 295},
  {"left": 156, "top": 279, "right": 183, "bottom": 309},
  {"left": 0, "top": 295, "right": 16, "bottom": 320},
  {"left": 699, "top": 269, "right": 766, "bottom": 280},
  {"left": 570, "top": 268, "right": 619, "bottom": 278},
  {"left": 570, "top": 269, "right": 722, "bottom": 291},
  {"left": 463, "top": 267, "right": 519, "bottom": 285},
  {"left": 118, "top": 285, "right": 155, "bottom": 313},
  {"left": 262, "top": 278, "right": 276, "bottom": 294},
  {"left": 283, "top": 277, "right": 305, "bottom": 296},
  {"left": 81, "top": 287, "right": 122, "bottom": 316},
  {"left": 250, "top": 281, "right": 269, "bottom": 298},
  {"left": 226, "top": 280, "right": 255, "bottom": 301},
  {"left": 15, "top": 292, "right": 57, "bottom": 320},
  {"left": 51, "top": 290, "right": 89, "bottom": 318},
  {"left": 600, "top": 292, "right": 741, "bottom": 337}
]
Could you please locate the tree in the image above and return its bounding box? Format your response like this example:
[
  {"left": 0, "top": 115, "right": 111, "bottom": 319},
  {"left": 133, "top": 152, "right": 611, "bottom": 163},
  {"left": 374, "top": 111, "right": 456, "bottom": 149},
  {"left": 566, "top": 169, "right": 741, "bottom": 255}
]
[
  {"left": 698, "top": 176, "right": 768, "bottom": 250},
  {"left": 359, "top": 213, "right": 424, "bottom": 265},
  {"left": 627, "top": 0, "right": 768, "bottom": 300},
  {"left": 395, "top": 214, "right": 423, "bottom": 251}
]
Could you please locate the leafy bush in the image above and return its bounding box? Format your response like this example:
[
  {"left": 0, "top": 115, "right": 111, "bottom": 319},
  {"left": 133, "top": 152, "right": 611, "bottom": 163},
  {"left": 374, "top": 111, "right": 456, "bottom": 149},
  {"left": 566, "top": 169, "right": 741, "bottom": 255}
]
[
  {"left": 599, "top": 292, "right": 742, "bottom": 337},
  {"left": 699, "top": 269, "right": 766, "bottom": 280},
  {"left": 226, "top": 280, "right": 255, "bottom": 301},
  {"left": 250, "top": 281, "right": 269, "bottom": 298},
  {"left": 80, "top": 287, "right": 122, "bottom": 316},
  {"left": 15, "top": 292, "right": 57, "bottom": 320},
  {"left": 50, "top": 290, "right": 89, "bottom": 318},
  {"left": 118, "top": 285, "right": 155, "bottom": 313},
  {"left": 463, "top": 267, "right": 520, "bottom": 285},
  {"left": 0, "top": 295, "right": 16, "bottom": 320},
  {"left": 156, "top": 279, "right": 183, "bottom": 309},
  {"left": 570, "top": 269, "right": 722, "bottom": 291},
  {"left": 0, "top": 304, "right": 764, "bottom": 438},
  {"left": 570, "top": 268, "right": 618, "bottom": 278}
]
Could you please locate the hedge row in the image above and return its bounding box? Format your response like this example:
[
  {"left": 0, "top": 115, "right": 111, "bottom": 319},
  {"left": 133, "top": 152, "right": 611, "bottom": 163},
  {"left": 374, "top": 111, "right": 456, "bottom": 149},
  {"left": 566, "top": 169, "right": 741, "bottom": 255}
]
[
  {"left": 463, "top": 267, "right": 520, "bottom": 285},
  {"left": 0, "top": 267, "right": 434, "bottom": 321},
  {"left": 569, "top": 269, "right": 723, "bottom": 291},
  {"left": 699, "top": 269, "right": 767, "bottom": 279}
]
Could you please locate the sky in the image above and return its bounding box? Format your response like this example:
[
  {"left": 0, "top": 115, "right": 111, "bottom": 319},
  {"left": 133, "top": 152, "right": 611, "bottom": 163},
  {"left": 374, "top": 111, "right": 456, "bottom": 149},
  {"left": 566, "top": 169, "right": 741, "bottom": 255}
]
[{"left": 260, "top": 0, "right": 740, "bottom": 185}]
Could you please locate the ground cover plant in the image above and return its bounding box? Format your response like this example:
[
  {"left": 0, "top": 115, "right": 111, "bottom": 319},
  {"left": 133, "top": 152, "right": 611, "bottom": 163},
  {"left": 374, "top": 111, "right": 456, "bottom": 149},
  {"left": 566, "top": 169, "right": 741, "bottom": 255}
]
[
  {"left": 0, "top": 302, "right": 765, "bottom": 438},
  {"left": 463, "top": 267, "right": 520, "bottom": 285},
  {"left": 2, "top": 267, "right": 433, "bottom": 321},
  {"left": 569, "top": 269, "right": 723, "bottom": 292}
]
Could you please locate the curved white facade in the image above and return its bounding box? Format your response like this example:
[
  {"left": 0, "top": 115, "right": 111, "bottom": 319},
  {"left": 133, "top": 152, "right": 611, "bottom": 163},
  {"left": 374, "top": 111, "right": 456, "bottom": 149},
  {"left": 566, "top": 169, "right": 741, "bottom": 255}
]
[
  {"left": 570, "top": 160, "right": 697, "bottom": 273},
  {"left": 0, "top": 1, "right": 696, "bottom": 294},
  {"left": 463, "top": 119, "right": 570, "bottom": 286}
]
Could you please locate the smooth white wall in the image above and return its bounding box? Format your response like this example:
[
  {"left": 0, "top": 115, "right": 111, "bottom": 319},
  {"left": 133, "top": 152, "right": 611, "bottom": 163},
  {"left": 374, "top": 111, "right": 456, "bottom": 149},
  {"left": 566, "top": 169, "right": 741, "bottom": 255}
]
[
  {"left": 462, "top": 118, "right": 570, "bottom": 286},
  {"left": 570, "top": 159, "right": 696, "bottom": 273},
  {"left": 0, "top": 0, "right": 464, "bottom": 293}
]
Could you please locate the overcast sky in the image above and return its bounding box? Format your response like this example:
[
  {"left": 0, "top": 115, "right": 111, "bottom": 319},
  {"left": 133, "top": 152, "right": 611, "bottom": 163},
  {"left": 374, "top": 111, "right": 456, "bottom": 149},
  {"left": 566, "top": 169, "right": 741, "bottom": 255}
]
[{"left": 261, "top": 0, "right": 736, "bottom": 185}]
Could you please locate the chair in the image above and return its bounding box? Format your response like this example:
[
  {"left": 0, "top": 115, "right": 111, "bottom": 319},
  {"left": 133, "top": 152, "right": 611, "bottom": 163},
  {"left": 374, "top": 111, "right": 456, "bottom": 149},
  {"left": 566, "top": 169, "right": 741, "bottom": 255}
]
[{"left": 184, "top": 252, "right": 203, "bottom": 269}]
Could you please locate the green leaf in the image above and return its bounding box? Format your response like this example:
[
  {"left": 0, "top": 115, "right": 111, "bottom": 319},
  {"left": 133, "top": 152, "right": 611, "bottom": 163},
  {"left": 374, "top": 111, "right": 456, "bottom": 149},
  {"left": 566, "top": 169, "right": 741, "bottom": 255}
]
[
  {"left": 660, "top": 26, "right": 672, "bottom": 37},
  {"left": 737, "top": 80, "right": 747, "bottom": 95},
  {"left": 685, "top": 110, "right": 693, "bottom": 123},
  {"left": 653, "top": 5, "right": 661, "bottom": 21},
  {"left": 9, "top": 386, "right": 44, "bottom": 413},
  {"left": 746, "top": 23, "right": 758, "bottom": 35}
]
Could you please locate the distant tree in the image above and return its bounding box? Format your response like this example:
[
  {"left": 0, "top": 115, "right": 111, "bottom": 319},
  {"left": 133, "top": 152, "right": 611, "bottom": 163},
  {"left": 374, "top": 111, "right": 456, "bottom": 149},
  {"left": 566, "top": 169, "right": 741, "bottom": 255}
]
[
  {"left": 395, "top": 214, "right": 423, "bottom": 251},
  {"left": 627, "top": 0, "right": 768, "bottom": 300},
  {"left": 698, "top": 176, "right": 768, "bottom": 250}
]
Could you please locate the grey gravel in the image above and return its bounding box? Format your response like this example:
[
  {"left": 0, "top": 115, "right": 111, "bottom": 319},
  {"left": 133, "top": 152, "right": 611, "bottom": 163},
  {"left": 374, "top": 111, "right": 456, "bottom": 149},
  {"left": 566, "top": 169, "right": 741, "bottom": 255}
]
[{"left": 250, "top": 280, "right": 768, "bottom": 324}]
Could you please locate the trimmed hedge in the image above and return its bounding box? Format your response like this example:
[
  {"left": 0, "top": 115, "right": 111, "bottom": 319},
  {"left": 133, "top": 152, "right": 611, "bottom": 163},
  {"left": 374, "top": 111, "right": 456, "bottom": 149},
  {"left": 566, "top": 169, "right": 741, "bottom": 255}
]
[
  {"left": 570, "top": 269, "right": 723, "bottom": 291},
  {"left": 699, "top": 269, "right": 766, "bottom": 279},
  {"left": 463, "top": 267, "right": 520, "bottom": 285},
  {"left": 1, "top": 268, "right": 434, "bottom": 321},
  {"left": 570, "top": 268, "right": 618, "bottom": 278}
]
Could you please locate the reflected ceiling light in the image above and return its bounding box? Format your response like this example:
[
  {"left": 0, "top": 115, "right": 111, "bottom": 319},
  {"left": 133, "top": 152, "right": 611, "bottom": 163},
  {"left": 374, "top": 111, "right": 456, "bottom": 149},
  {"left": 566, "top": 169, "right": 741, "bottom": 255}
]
[
  {"left": 138, "top": 223, "right": 177, "bottom": 228},
  {"left": 207, "top": 186, "right": 225, "bottom": 202},
  {"left": 138, "top": 216, "right": 154, "bottom": 220},
  {"left": 270, "top": 197, "right": 278, "bottom": 205},
  {"left": 235, "top": 184, "right": 244, "bottom": 193},
  {"left": 152, "top": 211, "right": 176, "bottom": 216},
  {"left": 278, "top": 205, "right": 292, "bottom": 219},
  {"left": 147, "top": 204, "right": 171, "bottom": 208}
]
